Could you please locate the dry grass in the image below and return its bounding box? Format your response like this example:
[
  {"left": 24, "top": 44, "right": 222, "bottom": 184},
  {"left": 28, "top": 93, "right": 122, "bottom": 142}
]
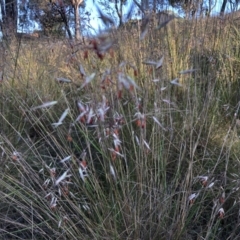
[{"left": 1, "top": 14, "right": 240, "bottom": 239}]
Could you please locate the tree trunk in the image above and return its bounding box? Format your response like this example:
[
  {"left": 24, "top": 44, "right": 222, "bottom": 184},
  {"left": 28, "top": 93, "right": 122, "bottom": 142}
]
[
  {"left": 4, "top": 0, "right": 17, "bottom": 36},
  {"left": 0, "top": 0, "right": 3, "bottom": 40},
  {"left": 114, "top": 0, "right": 123, "bottom": 27},
  {"left": 72, "top": 0, "right": 83, "bottom": 40},
  {"left": 0, "top": 0, "right": 5, "bottom": 17},
  {"left": 65, "top": 22, "right": 73, "bottom": 40},
  {"left": 141, "top": 0, "right": 149, "bottom": 13},
  {"left": 5, "top": 0, "right": 16, "bottom": 20},
  {"left": 220, "top": 0, "right": 228, "bottom": 16},
  {"left": 57, "top": 2, "right": 72, "bottom": 39},
  {"left": 74, "top": 4, "right": 81, "bottom": 40}
]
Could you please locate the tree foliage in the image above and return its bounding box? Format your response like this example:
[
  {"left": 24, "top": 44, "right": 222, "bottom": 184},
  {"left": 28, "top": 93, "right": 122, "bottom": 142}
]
[{"left": 35, "top": 0, "right": 84, "bottom": 39}]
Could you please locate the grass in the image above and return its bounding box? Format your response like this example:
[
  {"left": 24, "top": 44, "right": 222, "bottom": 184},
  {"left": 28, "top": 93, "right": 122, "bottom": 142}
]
[{"left": 1, "top": 13, "right": 240, "bottom": 239}]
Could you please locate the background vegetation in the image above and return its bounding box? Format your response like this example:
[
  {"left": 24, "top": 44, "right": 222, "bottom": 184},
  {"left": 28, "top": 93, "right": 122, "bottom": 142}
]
[
  {"left": 1, "top": 0, "right": 240, "bottom": 41},
  {"left": 1, "top": 10, "right": 240, "bottom": 240}
]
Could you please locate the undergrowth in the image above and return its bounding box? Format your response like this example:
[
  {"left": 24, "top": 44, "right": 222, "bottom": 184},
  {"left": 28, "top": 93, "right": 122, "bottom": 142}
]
[{"left": 1, "top": 13, "right": 240, "bottom": 240}]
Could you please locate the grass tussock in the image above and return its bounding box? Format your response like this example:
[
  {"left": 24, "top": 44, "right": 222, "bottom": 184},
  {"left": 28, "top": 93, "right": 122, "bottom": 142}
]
[{"left": 1, "top": 14, "right": 240, "bottom": 239}]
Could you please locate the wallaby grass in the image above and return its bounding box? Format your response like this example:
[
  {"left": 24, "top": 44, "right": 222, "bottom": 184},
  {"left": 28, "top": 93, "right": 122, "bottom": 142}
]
[{"left": 1, "top": 14, "right": 240, "bottom": 239}]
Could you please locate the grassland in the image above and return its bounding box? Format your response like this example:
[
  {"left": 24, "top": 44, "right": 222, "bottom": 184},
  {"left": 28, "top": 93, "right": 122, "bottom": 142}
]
[{"left": 1, "top": 14, "right": 240, "bottom": 239}]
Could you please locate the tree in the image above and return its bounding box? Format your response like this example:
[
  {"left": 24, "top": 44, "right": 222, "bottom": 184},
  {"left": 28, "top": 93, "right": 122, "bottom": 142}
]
[
  {"left": 5, "top": 0, "right": 17, "bottom": 21},
  {"left": 0, "top": 0, "right": 3, "bottom": 40},
  {"left": 55, "top": 0, "right": 85, "bottom": 39},
  {"left": 220, "top": 0, "right": 227, "bottom": 15},
  {"left": 33, "top": 0, "right": 85, "bottom": 39},
  {"left": 47, "top": 0, "right": 85, "bottom": 39},
  {"left": 39, "top": 1, "right": 71, "bottom": 37},
  {"left": 114, "top": 0, "right": 127, "bottom": 26},
  {"left": 1, "top": 0, "right": 17, "bottom": 35},
  {"left": 220, "top": 0, "right": 240, "bottom": 15},
  {"left": 0, "top": 0, "right": 6, "bottom": 18},
  {"left": 168, "top": 0, "right": 206, "bottom": 17},
  {"left": 71, "top": 0, "right": 83, "bottom": 39},
  {"left": 140, "top": 0, "right": 166, "bottom": 13}
]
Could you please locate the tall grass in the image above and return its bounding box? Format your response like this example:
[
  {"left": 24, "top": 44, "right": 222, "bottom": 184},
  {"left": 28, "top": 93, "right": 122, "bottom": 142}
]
[{"left": 1, "top": 14, "right": 240, "bottom": 239}]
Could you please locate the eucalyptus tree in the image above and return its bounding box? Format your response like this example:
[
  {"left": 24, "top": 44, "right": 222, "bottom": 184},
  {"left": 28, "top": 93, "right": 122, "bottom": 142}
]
[
  {"left": 220, "top": 0, "right": 240, "bottom": 15},
  {"left": 1, "top": 0, "right": 17, "bottom": 35},
  {"left": 71, "top": 0, "right": 83, "bottom": 39},
  {"left": 0, "top": 0, "right": 5, "bottom": 18},
  {"left": 29, "top": 0, "right": 85, "bottom": 39},
  {"left": 139, "top": 0, "right": 166, "bottom": 13},
  {"left": 167, "top": 0, "right": 240, "bottom": 16},
  {"left": 47, "top": 0, "right": 85, "bottom": 39},
  {"left": 5, "top": 0, "right": 17, "bottom": 21},
  {"left": 114, "top": 0, "right": 128, "bottom": 26},
  {"left": 167, "top": 0, "right": 205, "bottom": 17}
]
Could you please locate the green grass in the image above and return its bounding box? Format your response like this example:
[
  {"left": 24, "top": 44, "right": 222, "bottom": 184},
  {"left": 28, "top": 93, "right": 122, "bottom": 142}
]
[{"left": 1, "top": 15, "right": 240, "bottom": 239}]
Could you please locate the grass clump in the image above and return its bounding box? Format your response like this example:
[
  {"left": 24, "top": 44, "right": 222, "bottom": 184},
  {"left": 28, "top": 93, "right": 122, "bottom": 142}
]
[{"left": 1, "top": 14, "right": 240, "bottom": 239}]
